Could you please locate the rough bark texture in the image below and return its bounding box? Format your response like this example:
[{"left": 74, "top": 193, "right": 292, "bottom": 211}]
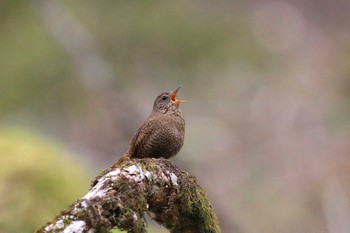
[{"left": 37, "top": 158, "right": 220, "bottom": 233}]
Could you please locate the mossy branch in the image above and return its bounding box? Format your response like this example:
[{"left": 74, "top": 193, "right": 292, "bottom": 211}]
[{"left": 37, "top": 158, "right": 220, "bottom": 233}]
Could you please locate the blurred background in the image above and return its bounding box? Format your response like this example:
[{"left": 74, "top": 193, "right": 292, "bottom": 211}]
[{"left": 1, "top": 0, "right": 350, "bottom": 232}]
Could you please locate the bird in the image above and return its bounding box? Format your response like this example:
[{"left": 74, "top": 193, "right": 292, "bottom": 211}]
[{"left": 126, "top": 87, "right": 186, "bottom": 159}]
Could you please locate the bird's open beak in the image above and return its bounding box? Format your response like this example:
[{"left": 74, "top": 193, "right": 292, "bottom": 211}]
[{"left": 170, "top": 87, "right": 186, "bottom": 106}]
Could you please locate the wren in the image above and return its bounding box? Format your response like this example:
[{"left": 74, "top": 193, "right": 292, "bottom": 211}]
[{"left": 126, "top": 87, "right": 185, "bottom": 159}]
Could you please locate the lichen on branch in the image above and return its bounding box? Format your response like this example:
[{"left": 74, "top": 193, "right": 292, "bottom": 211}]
[{"left": 37, "top": 158, "right": 220, "bottom": 233}]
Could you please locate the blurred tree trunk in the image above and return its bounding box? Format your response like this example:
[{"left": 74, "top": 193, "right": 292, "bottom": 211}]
[{"left": 36, "top": 0, "right": 139, "bottom": 159}]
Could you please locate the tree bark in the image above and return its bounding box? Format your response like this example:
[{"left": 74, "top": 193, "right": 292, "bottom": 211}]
[{"left": 37, "top": 158, "right": 220, "bottom": 233}]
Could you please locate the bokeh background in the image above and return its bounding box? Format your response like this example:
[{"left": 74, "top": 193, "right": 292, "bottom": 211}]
[{"left": 1, "top": 1, "right": 350, "bottom": 232}]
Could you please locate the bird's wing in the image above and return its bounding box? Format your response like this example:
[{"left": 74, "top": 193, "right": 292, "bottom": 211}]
[{"left": 129, "top": 116, "right": 161, "bottom": 158}]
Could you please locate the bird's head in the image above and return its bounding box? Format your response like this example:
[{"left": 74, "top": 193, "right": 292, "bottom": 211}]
[{"left": 153, "top": 87, "right": 186, "bottom": 113}]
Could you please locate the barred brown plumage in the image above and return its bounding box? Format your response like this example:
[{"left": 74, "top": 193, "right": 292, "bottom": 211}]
[{"left": 126, "top": 87, "right": 185, "bottom": 159}]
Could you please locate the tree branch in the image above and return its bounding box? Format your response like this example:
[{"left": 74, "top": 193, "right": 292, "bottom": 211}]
[{"left": 37, "top": 158, "right": 220, "bottom": 233}]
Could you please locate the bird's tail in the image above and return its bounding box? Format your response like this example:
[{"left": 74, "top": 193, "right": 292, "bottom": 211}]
[{"left": 116, "top": 148, "right": 132, "bottom": 163}]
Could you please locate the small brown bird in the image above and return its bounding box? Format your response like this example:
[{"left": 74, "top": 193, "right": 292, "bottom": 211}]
[{"left": 126, "top": 87, "right": 186, "bottom": 159}]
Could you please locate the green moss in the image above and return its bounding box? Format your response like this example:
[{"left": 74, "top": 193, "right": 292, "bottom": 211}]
[
  {"left": 107, "top": 158, "right": 219, "bottom": 232},
  {"left": 40, "top": 155, "right": 219, "bottom": 232},
  {"left": 137, "top": 158, "right": 220, "bottom": 232},
  {"left": 62, "top": 217, "right": 72, "bottom": 226},
  {"left": 163, "top": 173, "right": 219, "bottom": 233}
]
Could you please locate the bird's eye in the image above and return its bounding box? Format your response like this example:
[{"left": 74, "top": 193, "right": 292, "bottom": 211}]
[{"left": 162, "top": 95, "right": 168, "bottom": 100}]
